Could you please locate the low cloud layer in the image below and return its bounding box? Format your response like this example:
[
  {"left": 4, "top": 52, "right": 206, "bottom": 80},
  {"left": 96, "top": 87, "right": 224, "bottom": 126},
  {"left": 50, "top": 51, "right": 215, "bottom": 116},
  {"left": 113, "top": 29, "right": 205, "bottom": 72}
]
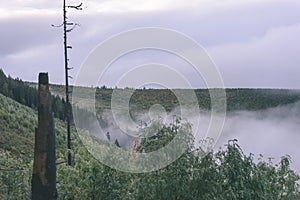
[
  {"left": 81, "top": 100, "right": 300, "bottom": 173},
  {"left": 217, "top": 102, "right": 300, "bottom": 173}
]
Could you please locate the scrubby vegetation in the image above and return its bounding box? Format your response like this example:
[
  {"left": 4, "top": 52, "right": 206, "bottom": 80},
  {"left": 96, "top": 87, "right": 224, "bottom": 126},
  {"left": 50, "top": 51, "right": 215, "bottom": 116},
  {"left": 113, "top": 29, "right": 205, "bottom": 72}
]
[
  {"left": 1, "top": 69, "right": 300, "bottom": 199},
  {"left": 0, "top": 94, "right": 300, "bottom": 199},
  {"left": 0, "top": 93, "right": 67, "bottom": 199}
]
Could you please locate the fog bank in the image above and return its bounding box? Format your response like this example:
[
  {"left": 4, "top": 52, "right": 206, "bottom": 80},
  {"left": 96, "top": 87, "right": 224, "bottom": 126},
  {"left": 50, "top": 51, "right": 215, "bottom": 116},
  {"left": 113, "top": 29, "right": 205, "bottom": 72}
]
[
  {"left": 86, "top": 101, "right": 300, "bottom": 173},
  {"left": 216, "top": 102, "right": 300, "bottom": 173}
]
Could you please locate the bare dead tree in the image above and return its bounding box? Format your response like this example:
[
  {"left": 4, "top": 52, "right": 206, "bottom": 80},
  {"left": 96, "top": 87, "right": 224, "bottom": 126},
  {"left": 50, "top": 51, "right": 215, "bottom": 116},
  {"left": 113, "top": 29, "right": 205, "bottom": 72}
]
[{"left": 52, "top": 0, "right": 82, "bottom": 166}]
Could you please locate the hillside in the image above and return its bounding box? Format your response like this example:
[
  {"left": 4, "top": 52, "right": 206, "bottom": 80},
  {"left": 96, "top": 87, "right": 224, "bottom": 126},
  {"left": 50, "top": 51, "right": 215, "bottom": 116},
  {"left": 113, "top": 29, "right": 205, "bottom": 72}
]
[
  {"left": 0, "top": 93, "right": 72, "bottom": 199},
  {"left": 0, "top": 93, "right": 68, "bottom": 161},
  {"left": 0, "top": 93, "right": 36, "bottom": 159},
  {"left": 1, "top": 71, "right": 300, "bottom": 199},
  {"left": 47, "top": 84, "right": 300, "bottom": 113},
  {"left": 1, "top": 91, "right": 299, "bottom": 199},
  {"left": 2, "top": 69, "right": 300, "bottom": 156}
]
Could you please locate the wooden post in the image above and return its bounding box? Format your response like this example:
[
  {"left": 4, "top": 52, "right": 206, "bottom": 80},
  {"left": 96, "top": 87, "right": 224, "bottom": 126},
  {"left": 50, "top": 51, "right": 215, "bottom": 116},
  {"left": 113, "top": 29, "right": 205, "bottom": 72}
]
[{"left": 32, "top": 73, "right": 57, "bottom": 199}]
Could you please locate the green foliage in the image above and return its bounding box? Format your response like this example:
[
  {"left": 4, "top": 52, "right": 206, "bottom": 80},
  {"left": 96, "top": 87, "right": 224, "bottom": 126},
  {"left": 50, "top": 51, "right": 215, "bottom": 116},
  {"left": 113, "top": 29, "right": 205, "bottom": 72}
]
[
  {"left": 0, "top": 150, "right": 32, "bottom": 200},
  {"left": 1, "top": 110, "right": 300, "bottom": 199},
  {"left": 0, "top": 93, "right": 36, "bottom": 159},
  {"left": 0, "top": 69, "right": 38, "bottom": 110},
  {"left": 53, "top": 123, "right": 300, "bottom": 199},
  {"left": 0, "top": 94, "right": 71, "bottom": 199},
  {"left": 1, "top": 69, "right": 300, "bottom": 199},
  {"left": 0, "top": 94, "right": 299, "bottom": 199},
  {"left": 0, "top": 69, "right": 71, "bottom": 122}
]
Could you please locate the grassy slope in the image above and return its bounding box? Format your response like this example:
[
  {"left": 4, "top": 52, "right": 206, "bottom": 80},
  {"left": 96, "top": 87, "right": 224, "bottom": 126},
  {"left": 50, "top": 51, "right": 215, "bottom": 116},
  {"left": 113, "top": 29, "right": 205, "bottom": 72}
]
[
  {"left": 0, "top": 93, "right": 78, "bottom": 199},
  {"left": 0, "top": 93, "right": 67, "bottom": 163}
]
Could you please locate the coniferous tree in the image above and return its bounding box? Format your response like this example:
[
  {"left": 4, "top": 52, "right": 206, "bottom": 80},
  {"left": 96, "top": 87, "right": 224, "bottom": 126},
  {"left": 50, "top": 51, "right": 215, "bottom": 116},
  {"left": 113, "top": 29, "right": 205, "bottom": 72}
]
[{"left": 114, "top": 139, "right": 120, "bottom": 147}]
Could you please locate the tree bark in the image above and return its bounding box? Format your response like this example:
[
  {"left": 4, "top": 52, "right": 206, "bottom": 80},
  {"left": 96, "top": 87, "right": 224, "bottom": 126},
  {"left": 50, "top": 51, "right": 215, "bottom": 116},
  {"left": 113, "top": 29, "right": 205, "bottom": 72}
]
[{"left": 32, "top": 73, "right": 57, "bottom": 200}]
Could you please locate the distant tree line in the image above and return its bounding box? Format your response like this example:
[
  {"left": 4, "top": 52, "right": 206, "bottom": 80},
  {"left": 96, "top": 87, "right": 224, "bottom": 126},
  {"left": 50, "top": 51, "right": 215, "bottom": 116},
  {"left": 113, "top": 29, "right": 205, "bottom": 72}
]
[
  {"left": 93, "top": 87, "right": 300, "bottom": 114},
  {"left": 0, "top": 69, "right": 38, "bottom": 109},
  {"left": 0, "top": 69, "right": 110, "bottom": 133},
  {"left": 0, "top": 69, "right": 67, "bottom": 121},
  {"left": 2, "top": 68, "right": 300, "bottom": 127}
]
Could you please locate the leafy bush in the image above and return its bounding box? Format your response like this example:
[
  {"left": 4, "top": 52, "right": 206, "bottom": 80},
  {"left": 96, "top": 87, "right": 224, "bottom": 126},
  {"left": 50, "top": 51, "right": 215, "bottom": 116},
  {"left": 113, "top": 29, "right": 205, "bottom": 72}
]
[
  {"left": 0, "top": 90, "right": 299, "bottom": 199},
  {"left": 54, "top": 122, "right": 300, "bottom": 199}
]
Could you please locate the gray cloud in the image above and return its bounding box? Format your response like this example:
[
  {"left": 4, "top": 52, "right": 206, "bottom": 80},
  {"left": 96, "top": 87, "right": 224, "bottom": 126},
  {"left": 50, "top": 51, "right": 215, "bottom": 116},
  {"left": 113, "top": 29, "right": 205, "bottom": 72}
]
[
  {"left": 0, "top": 0, "right": 300, "bottom": 88},
  {"left": 209, "top": 23, "right": 300, "bottom": 88},
  {"left": 0, "top": 0, "right": 61, "bottom": 10}
]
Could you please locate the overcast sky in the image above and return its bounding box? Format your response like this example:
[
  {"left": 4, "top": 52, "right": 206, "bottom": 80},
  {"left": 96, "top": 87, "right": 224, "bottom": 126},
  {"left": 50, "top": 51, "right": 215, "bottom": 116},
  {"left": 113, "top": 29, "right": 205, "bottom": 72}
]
[{"left": 1, "top": 0, "right": 300, "bottom": 88}]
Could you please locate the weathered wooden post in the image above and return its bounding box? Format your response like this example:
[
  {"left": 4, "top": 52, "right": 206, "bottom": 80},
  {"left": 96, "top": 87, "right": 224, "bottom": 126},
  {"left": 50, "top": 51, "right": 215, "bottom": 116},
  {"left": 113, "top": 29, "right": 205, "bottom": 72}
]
[{"left": 32, "top": 73, "right": 57, "bottom": 199}]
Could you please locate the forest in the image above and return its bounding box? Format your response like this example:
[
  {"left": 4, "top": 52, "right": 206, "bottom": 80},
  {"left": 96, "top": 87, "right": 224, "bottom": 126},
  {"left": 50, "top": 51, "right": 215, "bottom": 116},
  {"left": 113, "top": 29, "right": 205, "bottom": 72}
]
[{"left": 0, "top": 69, "right": 300, "bottom": 199}]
